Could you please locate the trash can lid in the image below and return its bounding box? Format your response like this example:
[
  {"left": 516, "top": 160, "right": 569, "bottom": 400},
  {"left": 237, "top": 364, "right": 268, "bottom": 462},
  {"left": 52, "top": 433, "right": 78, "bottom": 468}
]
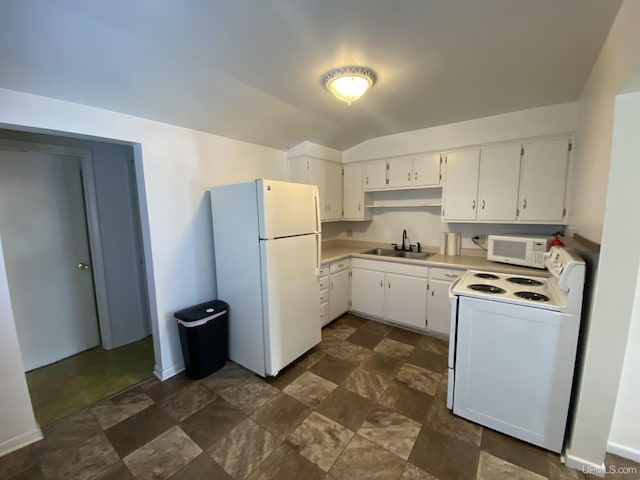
[{"left": 174, "top": 300, "right": 229, "bottom": 323}]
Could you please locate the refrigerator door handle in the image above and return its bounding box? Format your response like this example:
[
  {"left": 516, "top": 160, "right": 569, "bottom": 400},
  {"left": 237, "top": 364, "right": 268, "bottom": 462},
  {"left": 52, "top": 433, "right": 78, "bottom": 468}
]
[
  {"left": 315, "top": 233, "right": 321, "bottom": 276},
  {"left": 314, "top": 190, "right": 321, "bottom": 233}
]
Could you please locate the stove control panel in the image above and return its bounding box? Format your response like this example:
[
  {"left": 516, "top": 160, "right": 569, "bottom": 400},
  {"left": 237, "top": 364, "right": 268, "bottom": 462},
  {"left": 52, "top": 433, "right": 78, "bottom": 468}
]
[{"left": 545, "top": 246, "right": 585, "bottom": 291}]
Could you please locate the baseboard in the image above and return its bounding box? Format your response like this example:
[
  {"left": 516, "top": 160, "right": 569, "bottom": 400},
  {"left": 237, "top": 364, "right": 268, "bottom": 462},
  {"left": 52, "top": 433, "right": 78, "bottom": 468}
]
[
  {"left": 607, "top": 441, "right": 640, "bottom": 463},
  {"left": 153, "top": 362, "right": 184, "bottom": 381},
  {"left": 0, "top": 428, "right": 43, "bottom": 457},
  {"left": 565, "top": 449, "right": 606, "bottom": 478}
]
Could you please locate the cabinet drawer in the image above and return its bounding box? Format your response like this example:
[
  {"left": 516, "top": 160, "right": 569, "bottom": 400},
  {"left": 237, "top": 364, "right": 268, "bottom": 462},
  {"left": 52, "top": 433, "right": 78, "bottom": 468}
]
[
  {"left": 319, "top": 264, "right": 329, "bottom": 277},
  {"left": 330, "top": 259, "right": 350, "bottom": 273},
  {"left": 320, "top": 302, "right": 330, "bottom": 327},
  {"left": 318, "top": 276, "right": 329, "bottom": 291},
  {"left": 319, "top": 289, "right": 329, "bottom": 305},
  {"left": 430, "top": 267, "right": 464, "bottom": 282}
]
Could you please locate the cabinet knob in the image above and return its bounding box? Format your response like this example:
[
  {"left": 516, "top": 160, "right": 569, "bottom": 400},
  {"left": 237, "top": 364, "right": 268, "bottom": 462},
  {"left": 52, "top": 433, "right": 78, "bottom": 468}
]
[
  {"left": 481, "top": 200, "right": 485, "bottom": 210},
  {"left": 472, "top": 200, "right": 476, "bottom": 210},
  {"left": 431, "top": 289, "right": 434, "bottom": 297},
  {"left": 388, "top": 281, "right": 391, "bottom": 289},
  {"left": 366, "top": 177, "right": 369, "bottom": 185},
  {"left": 358, "top": 203, "right": 361, "bottom": 211},
  {"left": 380, "top": 280, "right": 383, "bottom": 288},
  {"left": 407, "top": 172, "right": 411, "bottom": 181},
  {"left": 523, "top": 198, "right": 527, "bottom": 210},
  {"left": 414, "top": 172, "right": 418, "bottom": 181}
]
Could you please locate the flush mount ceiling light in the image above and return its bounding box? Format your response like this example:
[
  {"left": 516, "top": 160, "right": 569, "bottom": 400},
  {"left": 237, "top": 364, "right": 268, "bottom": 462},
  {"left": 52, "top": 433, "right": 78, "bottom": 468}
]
[{"left": 322, "top": 66, "right": 377, "bottom": 105}]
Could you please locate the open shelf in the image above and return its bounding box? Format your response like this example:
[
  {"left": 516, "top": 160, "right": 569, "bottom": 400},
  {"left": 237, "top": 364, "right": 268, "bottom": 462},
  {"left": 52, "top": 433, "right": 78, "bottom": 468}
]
[{"left": 364, "top": 188, "right": 442, "bottom": 209}]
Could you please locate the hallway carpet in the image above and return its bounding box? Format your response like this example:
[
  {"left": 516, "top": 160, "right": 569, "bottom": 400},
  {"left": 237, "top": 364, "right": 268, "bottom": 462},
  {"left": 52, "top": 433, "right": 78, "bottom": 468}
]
[{"left": 25, "top": 336, "right": 154, "bottom": 426}]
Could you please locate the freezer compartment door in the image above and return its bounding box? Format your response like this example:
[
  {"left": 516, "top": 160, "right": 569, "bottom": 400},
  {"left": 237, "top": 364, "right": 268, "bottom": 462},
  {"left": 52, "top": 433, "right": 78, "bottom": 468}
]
[
  {"left": 257, "top": 179, "right": 320, "bottom": 239},
  {"left": 260, "top": 234, "right": 321, "bottom": 375}
]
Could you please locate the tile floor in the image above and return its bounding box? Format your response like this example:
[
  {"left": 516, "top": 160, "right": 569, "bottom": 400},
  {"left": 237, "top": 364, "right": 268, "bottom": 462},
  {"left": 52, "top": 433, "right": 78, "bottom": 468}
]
[
  {"left": 26, "top": 336, "right": 154, "bottom": 426},
  {"left": 2, "top": 315, "right": 638, "bottom": 480}
]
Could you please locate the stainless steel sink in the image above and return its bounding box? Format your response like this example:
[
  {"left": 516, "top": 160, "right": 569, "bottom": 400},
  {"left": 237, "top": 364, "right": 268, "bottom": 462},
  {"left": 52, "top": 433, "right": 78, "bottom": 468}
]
[
  {"left": 360, "top": 248, "right": 400, "bottom": 257},
  {"left": 360, "top": 248, "right": 432, "bottom": 260},
  {"left": 395, "top": 251, "right": 432, "bottom": 260}
]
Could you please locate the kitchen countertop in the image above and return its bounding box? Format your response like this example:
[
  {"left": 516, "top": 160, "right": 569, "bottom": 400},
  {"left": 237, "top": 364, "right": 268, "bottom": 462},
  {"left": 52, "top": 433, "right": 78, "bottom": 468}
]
[{"left": 321, "top": 240, "right": 549, "bottom": 277}]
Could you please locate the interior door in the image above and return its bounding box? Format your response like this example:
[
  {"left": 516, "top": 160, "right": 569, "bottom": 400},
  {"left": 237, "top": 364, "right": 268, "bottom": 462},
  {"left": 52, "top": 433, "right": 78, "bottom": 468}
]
[{"left": 0, "top": 150, "right": 100, "bottom": 371}]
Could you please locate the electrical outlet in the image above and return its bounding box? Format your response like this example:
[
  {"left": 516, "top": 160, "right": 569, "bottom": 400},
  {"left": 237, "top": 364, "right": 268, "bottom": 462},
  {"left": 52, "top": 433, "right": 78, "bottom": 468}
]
[
  {"left": 473, "top": 235, "right": 487, "bottom": 245},
  {"left": 346, "top": 229, "right": 353, "bottom": 237}
]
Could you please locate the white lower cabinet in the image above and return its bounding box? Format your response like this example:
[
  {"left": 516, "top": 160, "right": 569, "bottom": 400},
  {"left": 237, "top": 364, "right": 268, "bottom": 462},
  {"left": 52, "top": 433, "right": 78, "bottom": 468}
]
[
  {"left": 351, "top": 259, "right": 429, "bottom": 330},
  {"left": 351, "top": 268, "right": 385, "bottom": 318},
  {"left": 426, "top": 267, "right": 464, "bottom": 335},
  {"left": 385, "top": 273, "right": 428, "bottom": 330},
  {"left": 319, "top": 264, "right": 329, "bottom": 326},
  {"left": 329, "top": 260, "right": 351, "bottom": 321}
]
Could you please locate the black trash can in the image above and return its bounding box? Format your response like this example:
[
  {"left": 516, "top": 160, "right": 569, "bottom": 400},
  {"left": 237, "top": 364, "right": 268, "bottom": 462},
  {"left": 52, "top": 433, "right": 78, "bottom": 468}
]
[{"left": 175, "top": 300, "right": 229, "bottom": 380}]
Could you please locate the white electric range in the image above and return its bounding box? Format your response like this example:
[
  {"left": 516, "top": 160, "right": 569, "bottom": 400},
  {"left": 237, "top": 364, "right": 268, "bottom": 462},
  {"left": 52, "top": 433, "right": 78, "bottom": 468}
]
[{"left": 447, "top": 246, "right": 585, "bottom": 453}]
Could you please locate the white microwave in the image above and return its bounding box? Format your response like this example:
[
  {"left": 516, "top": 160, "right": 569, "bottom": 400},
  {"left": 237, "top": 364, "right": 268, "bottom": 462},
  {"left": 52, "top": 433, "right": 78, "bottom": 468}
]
[{"left": 487, "top": 235, "right": 551, "bottom": 269}]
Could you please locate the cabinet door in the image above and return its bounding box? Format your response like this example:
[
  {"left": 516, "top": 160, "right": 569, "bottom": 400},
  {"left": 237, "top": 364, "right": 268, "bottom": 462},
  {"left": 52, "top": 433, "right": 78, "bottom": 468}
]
[
  {"left": 329, "top": 269, "right": 350, "bottom": 321},
  {"left": 308, "top": 158, "right": 327, "bottom": 221},
  {"left": 426, "top": 279, "right": 452, "bottom": 335},
  {"left": 442, "top": 149, "right": 480, "bottom": 221},
  {"left": 518, "top": 139, "right": 569, "bottom": 223},
  {"left": 289, "top": 158, "right": 309, "bottom": 184},
  {"left": 343, "top": 163, "right": 364, "bottom": 220},
  {"left": 325, "top": 161, "right": 343, "bottom": 221},
  {"left": 387, "top": 157, "right": 412, "bottom": 188},
  {"left": 385, "top": 273, "right": 428, "bottom": 330},
  {"left": 412, "top": 153, "right": 441, "bottom": 187},
  {"left": 477, "top": 144, "right": 521, "bottom": 221},
  {"left": 351, "top": 268, "right": 385, "bottom": 318},
  {"left": 364, "top": 160, "right": 387, "bottom": 191}
]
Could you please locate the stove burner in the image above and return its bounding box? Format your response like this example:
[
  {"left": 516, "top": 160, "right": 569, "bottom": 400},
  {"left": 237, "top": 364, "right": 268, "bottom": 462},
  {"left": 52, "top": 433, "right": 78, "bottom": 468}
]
[
  {"left": 514, "top": 291, "right": 550, "bottom": 302},
  {"left": 507, "top": 277, "right": 544, "bottom": 287},
  {"left": 468, "top": 284, "right": 506, "bottom": 294},
  {"left": 474, "top": 273, "right": 500, "bottom": 280}
]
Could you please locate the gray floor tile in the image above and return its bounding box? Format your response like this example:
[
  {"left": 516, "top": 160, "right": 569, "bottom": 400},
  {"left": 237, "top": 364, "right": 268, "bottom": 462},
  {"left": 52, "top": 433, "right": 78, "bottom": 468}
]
[
  {"left": 123, "top": 426, "right": 201, "bottom": 480},
  {"left": 476, "top": 451, "right": 546, "bottom": 480},
  {"left": 251, "top": 392, "right": 311, "bottom": 440},
  {"left": 247, "top": 444, "right": 326, "bottom": 480},
  {"left": 358, "top": 407, "right": 421, "bottom": 460},
  {"left": 329, "top": 435, "right": 405, "bottom": 480},
  {"left": 287, "top": 412, "right": 354, "bottom": 472},
  {"left": 310, "top": 354, "right": 357, "bottom": 384},
  {"left": 91, "top": 389, "right": 155, "bottom": 430},
  {"left": 316, "top": 386, "right": 375, "bottom": 431},
  {"left": 180, "top": 397, "right": 247, "bottom": 449},
  {"left": 283, "top": 371, "right": 337, "bottom": 408},
  {"left": 105, "top": 404, "right": 176, "bottom": 457},
  {"left": 481, "top": 428, "right": 549, "bottom": 477}
]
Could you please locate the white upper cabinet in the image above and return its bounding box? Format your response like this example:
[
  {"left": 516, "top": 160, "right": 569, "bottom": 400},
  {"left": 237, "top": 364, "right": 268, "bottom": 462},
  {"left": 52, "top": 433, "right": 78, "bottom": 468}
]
[
  {"left": 412, "top": 153, "right": 441, "bottom": 187},
  {"left": 442, "top": 149, "right": 481, "bottom": 221},
  {"left": 442, "top": 137, "right": 570, "bottom": 224},
  {"left": 364, "top": 160, "right": 387, "bottom": 191},
  {"left": 343, "top": 163, "right": 372, "bottom": 221},
  {"left": 387, "top": 156, "right": 412, "bottom": 188},
  {"left": 477, "top": 144, "right": 521, "bottom": 222},
  {"left": 518, "top": 139, "right": 569, "bottom": 223},
  {"left": 324, "top": 161, "right": 343, "bottom": 221},
  {"left": 289, "top": 156, "right": 342, "bottom": 222}
]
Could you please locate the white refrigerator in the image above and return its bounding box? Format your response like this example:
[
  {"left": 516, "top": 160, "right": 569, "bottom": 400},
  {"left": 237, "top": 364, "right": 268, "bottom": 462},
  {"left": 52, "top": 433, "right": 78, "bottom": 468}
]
[{"left": 210, "top": 179, "right": 322, "bottom": 377}]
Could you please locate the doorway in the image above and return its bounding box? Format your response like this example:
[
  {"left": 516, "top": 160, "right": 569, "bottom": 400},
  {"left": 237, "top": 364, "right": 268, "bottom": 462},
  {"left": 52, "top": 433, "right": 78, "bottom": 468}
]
[{"left": 0, "top": 133, "right": 154, "bottom": 426}]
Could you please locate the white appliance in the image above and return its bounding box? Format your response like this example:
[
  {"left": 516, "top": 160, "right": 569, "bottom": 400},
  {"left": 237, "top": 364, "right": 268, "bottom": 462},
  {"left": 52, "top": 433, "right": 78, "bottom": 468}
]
[
  {"left": 448, "top": 246, "right": 585, "bottom": 453},
  {"left": 487, "top": 234, "right": 551, "bottom": 269},
  {"left": 210, "top": 179, "right": 322, "bottom": 377}
]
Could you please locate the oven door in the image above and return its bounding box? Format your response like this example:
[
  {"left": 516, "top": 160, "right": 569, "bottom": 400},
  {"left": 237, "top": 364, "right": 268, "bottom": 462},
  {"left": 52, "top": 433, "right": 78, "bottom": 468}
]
[{"left": 447, "top": 280, "right": 460, "bottom": 410}]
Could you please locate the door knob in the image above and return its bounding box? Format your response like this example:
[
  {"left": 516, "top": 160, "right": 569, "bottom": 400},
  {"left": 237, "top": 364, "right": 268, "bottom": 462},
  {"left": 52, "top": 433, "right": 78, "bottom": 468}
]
[{"left": 77, "top": 263, "right": 90, "bottom": 270}]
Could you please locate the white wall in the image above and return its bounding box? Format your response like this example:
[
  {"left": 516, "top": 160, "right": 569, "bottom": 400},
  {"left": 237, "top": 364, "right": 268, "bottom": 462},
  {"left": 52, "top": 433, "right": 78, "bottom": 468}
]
[
  {"left": 563, "top": 0, "right": 640, "bottom": 471},
  {"left": 0, "top": 235, "right": 41, "bottom": 454},
  {"left": 0, "top": 87, "right": 287, "bottom": 452},
  {"left": 324, "top": 103, "right": 577, "bottom": 249},
  {"left": 609, "top": 260, "right": 640, "bottom": 461},
  {"left": 343, "top": 103, "right": 578, "bottom": 163}
]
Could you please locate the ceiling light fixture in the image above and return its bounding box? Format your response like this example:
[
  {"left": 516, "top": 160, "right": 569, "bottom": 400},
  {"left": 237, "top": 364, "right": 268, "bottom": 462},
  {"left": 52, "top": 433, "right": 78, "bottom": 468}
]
[{"left": 322, "top": 66, "right": 377, "bottom": 105}]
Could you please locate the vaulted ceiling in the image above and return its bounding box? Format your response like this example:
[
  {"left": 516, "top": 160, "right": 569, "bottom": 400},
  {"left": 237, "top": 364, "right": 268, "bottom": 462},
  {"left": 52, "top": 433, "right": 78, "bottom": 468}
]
[{"left": 0, "top": 0, "right": 622, "bottom": 150}]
